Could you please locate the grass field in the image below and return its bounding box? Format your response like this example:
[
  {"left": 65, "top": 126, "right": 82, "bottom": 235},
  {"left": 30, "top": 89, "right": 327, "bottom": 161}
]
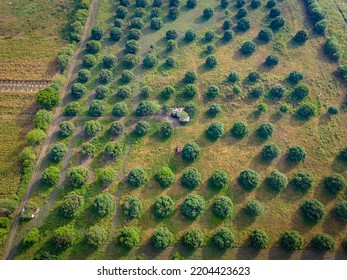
[{"left": 10, "top": 0, "right": 347, "bottom": 260}]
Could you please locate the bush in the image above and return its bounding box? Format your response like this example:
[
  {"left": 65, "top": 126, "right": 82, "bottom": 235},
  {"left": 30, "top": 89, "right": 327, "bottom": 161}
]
[
  {"left": 270, "top": 16, "right": 285, "bottom": 30},
  {"left": 50, "top": 143, "right": 68, "bottom": 162},
  {"left": 241, "top": 41, "right": 256, "bottom": 55},
  {"left": 152, "top": 227, "right": 174, "bottom": 248},
  {"left": 165, "top": 57, "right": 175, "bottom": 67},
  {"left": 287, "top": 145, "right": 306, "bottom": 163},
  {"left": 207, "top": 122, "right": 224, "bottom": 140},
  {"left": 340, "top": 147, "right": 347, "bottom": 163},
  {"left": 238, "top": 169, "right": 260, "bottom": 192},
  {"left": 258, "top": 28, "right": 273, "bottom": 42},
  {"left": 266, "top": 170, "right": 288, "bottom": 192},
  {"left": 136, "top": 0, "right": 148, "bottom": 7},
  {"left": 36, "top": 87, "right": 59, "bottom": 109},
  {"left": 266, "top": 0, "right": 276, "bottom": 8},
  {"left": 84, "top": 120, "right": 102, "bottom": 136},
  {"left": 324, "top": 37, "right": 341, "bottom": 62},
  {"left": 34, "top": 110, "right": 53, "bottom": 131},
  {"left": 257, "top": 122, "right": 274, "bottom": 140},
  {"left": 280, "top": 103, "right": 291, "bottom": 113},
  {"left": 64, "top": 102, "right": 81, "bottom": 116},
  {"left": 208, "top": 104, "right": 222, "bottom": 117},
  {"left": 213, "top": 195, "right": 233, "bottom": 219},
  {"left": 269, "top": 6, "right": 281, "bottom": 18},
  {"left": 269, "top": 84, "right": 286, "bottom": 99},
  {"left": 0, "top": 217, "right": 10, "bottom": 229},
  {"left": 110, "top": 27, "right": 123, "bottom": 41},
  {"left": 237, "top": 17, "right": 251, "bottom": 31},
  {"left": 184, "top": 103, "right": 197, "bottom": 118},
  {"left": 99, "top": 69, "right": 113, "bottom": 84},
  {"left": 295, "top": 102, "right": 317, "bottom": 120},
  {"left": 280, "top": 230, "right": 304, "bottom": 251},
  {"left": 71, "top": 83, "right": 86, "bottom": 99},
  {"left": 291, "top": 172, "right": 315, "bottom": 193},
  {"left": 153, "top": 0, "right": 163, "bottom": 7},
  {"left": 223, "top": 30, "right": 234, "bottom": 42},
  {"left": 160, "top": 122, "right": 174, "bottom": 138},
  {"left": 26, "top": 129, "right": 46, "bottom": 146},
  {"left": 334, "top": 201, "right": 347, "bottom": 221},
  {"left": 231, "top": 121, "right": 249, "bottom": 139},
  {"left": 249, "top": 229, "right": 269, "bottom": 249},
  {"left": 156, "top": 167, "right": 175, "bottom": 188},
  {"left": 23, "top": 228, "right": 40, "bottom": 247},
  {"left": 182, "top": 194, "right": 205, "bottom": 219},
  {"left": 165, "top": 30, "right": 177, "bottom": 41},
  {"left": 288, "top": 70, "right": 304, "bottom": 84},
  {"left": 114, "top": 18, "right": 124, "bottom": 27},
  {"left": 117, "top": 86, "right": 132, "bottom": 99},
  {"left": 80, "top": 142, "right": 96, "bottom": 157},
  {"left": 311, "top": 233, "right": 335, "bottom": 251},
  {"left": 134, "top": 121, "right": 151, "bottom": 136},
  {"left": 91, "top": 26, "right": 103, "bottom": 41},
  {"left": 88, "top": 100, "right": 105, "bottom": 116},
  {"left": 67, "top": 166, "right": 89, "bottom": 188},
  {"left": 244, "top": 200, "right": 263, "bottom": 217},
  {"left": 257, "top": 103, "right": 268, "bottom": 113},
  {"left": 294, "top": 30, "right": 309, "bottom": 45},
  {"left": 209, "top": 170, "right": 229, "bottom": 189},
  {"left": 104, "top": 142, "right": 122, "bottom": 158},
  {"left": 223, "top": 19, "right": 233, "bottom": 30},
  {"left": 185, "top": 29, "right": 196, "bottom": 42},
  {"left": 314, "top": 19, "right": 327, "bottom": 35},
  {"left": 118, "top": 226, "right": 141, "bottom": 248},
  {"left": 41, "top": 166, "right": 61, "bottom": 187},
  {"left": 213, "top": 227, "right": 235, "bottom": 249},
  {"left": 181, "top": 168, "right": 202, "bottom": 189},
  {"left": 324, "top": 173, "right": 346, "bottom": 196},
  {"left": 168, "top": 7, "right": 180, "bottom": 20},
  {"left": 143, "top": 54, "right": 157, "bottom": 68},
  {"left": 60, "top": 193, "right": 84, "bottom": 218},
  {"left": 112, "top": 102, "right": 128, "bottom": 117},
  {"left": 206, "top": 55, "right": 217, "bottom": 67},
  {"left": 93, "top": 193, "right": 114, "bottom": 217},
  {"left": 123, "top": 196, "right": 144, "bottom": 219},
  {"left": 203, "top": 8, "right": 214, "bottom": 19},
  {"left": 228, "top": 71, "right": 240, "bottom": 83},
  {"left": 221, "top": 0, "right": 230, "bottom": 8},
  {"left": 151, "top": 18, "right": 163, "bottom": 30},
  {"left": 236, "top": 0, "right": 246, "bottom": 8},
  {"left": 86, "top": 40, "right": 101, "bottom": 54},
  {"left": 183, "top": 227, "right": 204, "bottom": 248},
  {"left": 265, "top": 54, "right": 279, "bottom": 66},
  {"left": 183, "top": 84, "right": 198, "bottom": 99},
  {"left": 328, "top": 106, "right": 339, "bottom": 115},
  {"left": 53, "top": 225, "right": 77, "bottom": 249},
  {"left": 184, "top": 70, "right": 197, "bottom": 83},
  {"left": 187, "top": 0, "right": 197, "bottom": 8},
  {"left": 86, "top": 225, "right": 107, "bottom": 247},
  {"left": 102, "top": 54, "right": 117, "bottom": 69},
  {"left": 120, "top": 70, "right": 134, "bottom": 83},
  {"left": 136, "top": 100, "right": 159, "bottom": 116},
  {"left": 261, "top": 143, "right": 280, "bottom": 161},
  {"left": 182, "top": 142, "right": 201, "bottom": 162},
  {"left": 140, "top": 86, "right": 153, "bottom": 98},
  {"left": 291, "top": 83, "right": 310, "bottom": 101},
  {"left": 154, "top": 195, "right": 175, "bottom": 218},
  {"left": 128, "top": 168, "right": 148, "bottom": 187},
  {"left": 248, "top": 71, "right": 261, "bottom": 82},
  {"left": 300, "top": 199, "right": 325, "bottom": 224},
  {"left": 160, "top": 85, "right": 175, "bottom": 99}
]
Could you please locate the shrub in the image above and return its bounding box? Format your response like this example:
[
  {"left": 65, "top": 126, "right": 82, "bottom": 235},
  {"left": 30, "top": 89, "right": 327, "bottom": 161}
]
[
  {"left": 36, "top": 87, "right": 59, "bottom": 109},
  {"left": 258, "top": 28, "right": 273, "bottom": 42},
  {"left": 143, "top": 54, "right": 157, "bottom": 68},
  {"left": 266, "top": 170, "right": 288, "bottom": 192},
  {"left": 184, "top": 70, "right": 197, "bottom": 83},
  {"left": 328, "top": 106, "right": 339, "bottom": 115},
  {"left": 50, "top": 143, "right": 68, "bottom": 162},
  {"left": 295, "top": 102, "right": 317, "bottom": 120},
  {"left": 238, "top": 169, "right": 260, "bottom": 192},
  {"left": 128, "top": 168, "right": 147, "bottom": 187},
  {"left": 114, "top": 18, "right": 124, "bottom": 27},
  {"left": 123, "top": 196, "right": 144, "bottom": 219},
  {"left": 136, "top": 100, "right": 159, "bottom": 116},
  {"left": 182, "top": 194, "right": 206, "bottom": 219},
  {"left": 237, "top": 17, "right": 250, "bottom": 31},
  {"left": 257, "top": 122, "right": 274, "bottom": 140},
  {"left": 60, "top": 193, "right": 84, "bottom": 218},
  {"left": 251, "top": 0, "right": 261, "bottom": 9},
  {"left": 120, "top": 70, "right": 134, "bottom": 83},
  {"left": 266, "top": 0, "right": 276, "bottom": 8},
  {"left": 152, "top": 227, "right": 174, "bottom": 248},
  {"left": 26, "top": 129, "right": 46, "bottom": 146},
  {"left": 91, "top": 26, "right": 103, "bottom": 40},
  {"left": 187, "top": 0, "right": 197, "bottom": 8},
  {"left": 153, "top": 0, "right": 163, "bottom": 7},
  {"left": 181, "top": 168, "right": 202, "bottom": 189},
  {"left": 53, "top": 225, "right": 78, "bottom": 248},
  {"left": 183, "top": 227, "right": 204, "bottom": 248},
  {"left": 294, "top": 30, "right": 309, "bottom": 45},
  {"left": 208, "top": 104, "right": 222, "bottom": 117},
  {"left": 270, "top": 16, "right": 285, "bottom": 30},
  {"left": 64, "top": 102, "right": 81, "bottom": 116},
  {"left": 261, "top": 143, "right": 280, "bottom": 162},
  {"left": 34, "top": 109, "right": 53, "bottom": 131},
  {"left": 236, "top": 0, "right": 246, "bottom": 8},
  {"left": 140, "top": 86, "right": 153, "bottom": 98},
  {"left": 206, "top": 55, "right": 217, "bottom": 68},
  {"left": 104, "top": 142, "right": 122, "bottom": 159},
  {"left": 84, "top": 120, "right": 102, "bottom": 136},
  {"left": 118, "top": 226, "right": 141, "bottom": 248},
  {"left": 280, "top": 230, "right": 304, "bottom": 251},
  {"left": 165, "top": 57, "right": 175, "bottom": 67},
  {"left": 248, "top": 71, "right": 261, "bottom": 82},
  {"left": 221, "top": 0, "right": 230, "bottom": 8},
  {"left": 223, "top": 19, "right": 233, "bottom": 30},
  {"left": 160, "top": 85, "right": 175, "bottom": 99},
  {"left": 324, "top": 37, "right": 341, "bottom": 62},
  {"left": 156, "top": 167, "right": 175, "bottom": 188},
  {"left": 183, "top": 84, "right": 198, "bottom": 99},
  {"left": 257, "top": 103, "right": 268, "bottom": 114},
  {"left": 223, "top": 30, "right": 234, "bottom": 42},
  {"left": 340, "top": 147, "right": 347, "bottom": 163},
  {"left": 291, "top": 172, "right": 315, "bottom": 193},
  {"left": 213, "top": 227, "right": 235, "bottom": 249},
  {"left": 288, "top": 70, "right": 304, "bottom": 84},
  {"left": 209, "top": 170, "right": 229, "bottom": 189},
  {"left": 151, "top": 18, "right": 163, "bottom": 30},
  {"left": 207, "top": 122, "right": 224, "bottom": 140},
  {"left": 231, "top": 121, "right": 249, "bottom": 139},
  {"left": 110, "top": 27, "right": 123, "bottom": 41},
  {"left": 166, "top": 30, "right": 178, "bottom": 41},
  {"left": 228, "top": 71, "right": 240, "bottom": 83},
  {"left": 181, "top": 142, "right": 201, "bottom": 162},
  {"left": 117, "top": 86, "right": 132, "bottom": 99},
  {"left": 0, "top": 217, "right": 10, "bottom": 229},
  {"left": 184, "top": 103, "right": 197, "bottom": 118},
  {"left": 291, "top": 83, "right": 310, "bottom": 101},
  {"left": 102, "top": 54, "right": 117, "bottom": 69},
  {"left": 80, "top": 142, "right": 96, "bottom": 157},
  {"left": 334, "top": 201, "right": 347, "bottom": 221},
  {"left": 241, "top": 41, "right": 256, "bottom": 55},
  {"left": 300, "top": 199, "right": 325, "bottom": 224},
  {"left": 287, "top": 145, "right": 306, "bottom": 163},
  {"left": 136, "top": 0, "right": 148, "bottom": 7},
  {"left": 71, "top": 83, "right": 86, "bottom": 99},
  {"left": 88, "top": 100, "right": 105, "bottom": 116},
  {"left": 204, "top": 30, "right": 215, "bottom": 41},
  {"left": 324, "top": 173, "right": 346, "bottom": 196},
  {"left": 269, "top": 84, "right": 286, "bottom": 99},
  {"left": 23, "top": 228, "right": 40, "bottom": 247},
  {"left": 185, "top": 29, "right": 196, "bottom": 42},
  {"left": 160, "top": 122, "right": 174, "bottom": 138},
  {"left": 311, "top": 233, "right": 335, "bottom": 251},
  {"left": 168, "top": 7, "right": 180, "bottom": 20},
  {"left": 93, "top": 193, "right": 114, "bottom": 217},
  {"left": 134, "top": 121, "right": 151, "bottom": 137},
  {"left": 269, "top": 6, "right": 281, "bottom": 18},
  {"left": 41, "top": 166, "right": 60, "bottom": 187},
  {"left": 249, "top": 229, "right": 269, "bottom": 249},
  {"left": 112, "top": 102, "right": 128, "bottom": 117},
  {"left": 67, "top": 166, "right": 89, "bottom": 188},
  {"left": 244, "top": 200, "right": 263, "bottom": 217},
  {"left": 154, "top": 195, "right": 175, "bottom": 218},
  {"left": 213, "top": 195, "right": 233, "bottom": 219},
  {"left": 203, "top": 8, "right": 214, "bottom": 19},
  {"left": 86, "top": 225, "right": 107, "bottom": 247},
  {"left": 265, "top": 54, "right": 279, "bottom": 66},
  {"left": 86, "top": 40, "right": 101, "bottom": 54},
  {"left": 109, "top": 122, "right": 124, "bottom": 137},
  {"left": 94, "top": 85, "right": 109, "bottom": 99},
  {"left": 314, "top": 19, "right": 327, "bottom": 35}
]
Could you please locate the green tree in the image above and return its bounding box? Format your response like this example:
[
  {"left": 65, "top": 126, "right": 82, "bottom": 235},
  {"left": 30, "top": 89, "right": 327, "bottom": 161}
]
[
  {"left": 66, "top": 166, "right": 89, "bottom": 188},
  {"left": 36, "top": 87, "right": 59, "bottom": 110},
  {"left": 334, "top": 201, "right": 347, "bottom": 221},
  {"left": 324, "top": 173, "right": 346, "bottom": 196},
  {"left": 181, "top": 142, "right": 201, "bottom": 162},
  {"left": 295, "top": 102, "right": 317, "bottom": 120},
  {"left": 156, "top": 167, "right": 175, "bottom": 188},
  {"left": 280, "top": 230, "right": 304, "bottom": 251},
  {"left": 206, "top": 122, "right": 224, "bottom": 140},
  {"left": 287, "top": 145, "right": 306, "bottom": 163},
  {"left": 231, "top": 121, "right": 249, "bottom": 139},
  {"left": 261, "top": 143, "right": 280, "bottom": 161},
  {"left": 50, "top": 143, "right": 68, "bottom": 162},
  {"left": 86, "top": 40, "right": 101, "bottom": 54},
  {"left": 104, "top": 142, "right": 123, "bottom": 158},
  {"left": 86, "top": 225, "right": 108, "bottom": 247},
  {"left": 128, "top": 168, "right": 148, "bottom": 187},
  {"left": 181, "top": 168, "right": 202, "bottom": 189},
  {"left": 53, "top": 225, "right": 78, "bottom": 249},
  {"left": 300, "top": 199, "right": 325, "bottom": 224},
  {"left": 110, "top": 122, "right": 125, "bottom": 136},
  {"left": 154, "top": 195, "right": 175, "bottom": 218},
  {"left": 41, "top": 166, "right": 61, "bottom": 187},
  {"left": 23, "top": 228, "right": 40, "bottom": 247},
  {"left": 80, "top": 142, "right": 96, "bottom": 157},
  {"left": 134, "top": 121, "right": 151, "bottom": 136},
  {"left": 209, "top": 170, "right": 229, "bottom": 189},
  {"left": 59, "top": 121, "right": 75, "bottom": 137},
  {"left": 60, "top": 193, "right": 84, "bottom": 218},
  {"left": 160, "top": 122, "right": 174, "bottom": 138},
  {"left": 112, "top": 102, "right": 128, "bottom": 117},
  {"left": 84, "top": 120, "right": 102, "bottom": 136},
  {"left": 266, "top": 170, "right": 288, "bottom": 192},
  {"left": 64, "top": 102, "right": 81, "bottom": 116},
  {"left": 93, "top": 194, "right": 115, "bottom": 217},
  {"left": 135, "top": 101, "right": 159, "bottom": 116},
  {"left": 183, "top": 227, "right": 204, "bottom": 248},
  {"left": 213, "top": 227, "right": 235, "bottom": 249},
  {"left": 71, "top": 83, "right": 86, "bottom": 99},
  {"left": 26, "top": 129, "right": 46, "bottom": 146},
  {"left": 34, "top": 110, "right": 53, "bottom": 131},
  {"left": 213, "top": 195, "right": 233, "bottom": 219},
  {"left": 182, "top": 194, "right": 205, "bottom": 219},
  {"left": 98, "top": 168, "right": 117, "bottom": 186},
  {"left": 291, "top": 172, "right": 315, "bottom": 193},
  {"left": 311, "top": 233, "right": 335, "bottom": 251},
  {"left": 118, "top": 226, "right": 141, "bottom": 248},
  {"left": 244, "top": 200, "right": 263, "bottom": 217},
  {"left": 257, "top": 122, "right": 274, "bottom": 140},
  {"left": 249, "top": 229, "right": 269, "bottom": 249},
  {"left": 151, "top": 227, "right": 174, "bottom": 248},
  {"left": 83, "top": 54, "right": 97, "bottom": 68},
  {"left": 91, "top": 26, "right": 103, "bottom": 40},
  {"left": 238, "top": 169, "right": 260, "bottom": 192},
  {"left": 123, "top": 196, "right": 144, "bottom": 219}
]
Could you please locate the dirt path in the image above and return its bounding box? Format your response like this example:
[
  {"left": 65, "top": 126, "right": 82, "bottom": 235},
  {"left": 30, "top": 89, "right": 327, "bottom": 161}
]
[
  {"left": 0, "top": 80, "right": 50, "bottom": 92},
  {"left": 3, "top": 0, "right": 101, "bottom": 260}
]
